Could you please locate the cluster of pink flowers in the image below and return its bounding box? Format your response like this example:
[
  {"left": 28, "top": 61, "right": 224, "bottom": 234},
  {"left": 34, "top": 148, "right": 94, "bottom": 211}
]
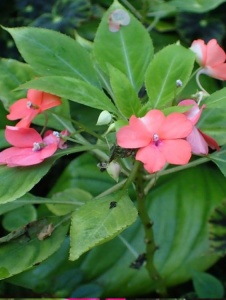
[
  {"left": 0, "top": 89, "right": 68, "bottom": 167},
  {"left": 117, "top": 38, "right": 223, "bottom": 174}
]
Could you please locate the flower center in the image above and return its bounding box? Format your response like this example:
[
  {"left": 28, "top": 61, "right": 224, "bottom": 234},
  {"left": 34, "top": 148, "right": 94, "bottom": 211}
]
[
  {"left": 32, "top": 142, "right": 46, "bottom": 151},
  {"left": 27, "top": 101, "right": 39, "bottom": 110},
  {"left": 153, "top": 133, "right": 160, "bottom": 146}
]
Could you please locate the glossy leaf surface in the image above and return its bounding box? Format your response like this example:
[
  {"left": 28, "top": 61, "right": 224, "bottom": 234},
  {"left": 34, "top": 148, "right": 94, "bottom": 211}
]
[
  {"left": 145, "top": 44, "right": 195, "bottom": 109},
  {"left": 4, "top": 27, "right": 100, "bottom": 87},
  {"left": 69, "top": 190, "right": 138, "bottom": 260},
  {"left": 93, "top": 0, "right": 153, "bottom": 92},
  {"left": 0, "top": 216, "right": 69, "bottom": 279},
  {"left": 19, "top": 76, "right": 118, "bottom": 114}
]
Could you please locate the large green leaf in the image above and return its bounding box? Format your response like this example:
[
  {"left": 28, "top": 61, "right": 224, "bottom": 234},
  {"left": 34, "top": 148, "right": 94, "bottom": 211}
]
[
  {"left": 0, "top": 216, "right": 69, "bottom": 279},
  {"left": 0, "top": 58, "right": 36, "bottom": 109},
  {"left": 4, "top": 27, "right": 100, "bottom": 87},
  {"left": 5, "top": 162, "right": 226, "bottom": 296},
  {"left": 197, "top": 108, "right": 226, "bottom": 146},
  {"left": 204, "top": 87, "right": 226, "bottom": 108},
  {"left": 79, "top": 164, "right": 225, "bottom": 296},
  {"left": 145, "top": 44, "right": 195, "bottom": 108},
  {"left": 69, "top": 190, "right": 138, "bottom": 260},
  {"left": 170, "top": 0, "right": 226, "bottom": 13},
  {"left": 19, "top": 76, "right": 118, "bottom": 115},
  {"left": 0, "top": 157, "right": 56, "bottom": 204},
  {"left": 93, "top": 0, "right": 153, "bottom": 92},
  {"left": 109, "top": 65, "right": 142, "bottom": 118}
]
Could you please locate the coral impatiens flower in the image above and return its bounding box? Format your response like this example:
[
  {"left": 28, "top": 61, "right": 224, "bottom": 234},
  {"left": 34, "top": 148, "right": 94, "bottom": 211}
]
[
  {"left": 116, "top": 110, "right": 193, "bottom": 173},
  {"left": 0, "top": 126, "right": 60, "bottom": 167},
  {"left": 190, "top": 39, "right": 226, "bottom": 80},
  {"left": 7, "top": 89, "right": 62, "bottom": 128},
  {"left": 179, "top": 99, "right": 220, "bottom": 155}
]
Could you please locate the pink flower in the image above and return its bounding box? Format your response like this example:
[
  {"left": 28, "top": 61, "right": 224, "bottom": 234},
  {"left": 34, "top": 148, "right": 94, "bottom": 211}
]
[
  {"left": 0, "top": 126, "right": 59, "bottom": 167},
  {"left": 179, "top": 99, "right": 220, "bottom": 154},
  {"left": 190, "top": 39, "right": 226, "bottom": 80},
  {"left": 44, "top": 129, "right": 70, "bottom": 149},
  {"left": 7, "top": 89, "right": 62, "bottom": 128},
  {"left": 116, "top": 110, "right": 193, "bottom": 173}
]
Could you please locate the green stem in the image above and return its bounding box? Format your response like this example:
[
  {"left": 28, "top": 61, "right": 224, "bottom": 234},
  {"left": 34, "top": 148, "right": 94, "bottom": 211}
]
[
  {"left": 146, "top": 15, "right": 160, "bottom": 32},
  {"left": 123, "top": 160, "right": 141, "bottom": 190},
  {"left": 135, "top": 163, "right": 166, "bottom": 295},
  {"left": 40, "top": 112, "right": 49, "bottom": 136},
  {"left": 121, "top": 0, "right": 142, "bottom": 19},
  {"left": 195, "top": 69, "right": 209, "bottom": 96},
  {"left": 53, "top": 144, "right": 107, "bottom": 158},
  {"left": 94, "top": 179, "right": 127, "bottom": 198},
  {"left": 145, "top": 156, "right": 209, "bottom": 180}
]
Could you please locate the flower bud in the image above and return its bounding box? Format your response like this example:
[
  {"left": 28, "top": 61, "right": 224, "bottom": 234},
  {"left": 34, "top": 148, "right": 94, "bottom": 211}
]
[
  {"left": 107, "top": 161, "right": 121, "bottom": 182},
  {"left": 96, "top": 110, "right": 112, "bottom": 126}
]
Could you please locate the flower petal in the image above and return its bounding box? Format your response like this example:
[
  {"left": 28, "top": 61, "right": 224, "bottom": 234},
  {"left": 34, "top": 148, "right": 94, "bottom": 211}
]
[
  {"left": 204, "top": 64, "right": 226, "bottom": 80},
  {"left": 7, "top": 99, "right": 35, "bottom": 120},
  {"left": 140, "top": 110, "right": 165, "bottom": 134},
  {"left": 40, "top": 144, "right": 58, "bottom": 160},
  {"left": 199, "top": 129, "right": 220, "bottom": 151},
  {"left": 136, "top": 144, "right": 166, "bottom": 173},
  {"left": 190, "top": 39, "right": 207, "bottom": 66},
  {"left": 40, "top": 92, "right": 62, "bottom": 111},
  {"left": 27, "top": 89, "right": 43, "bottom": 106},
  {"left": 116, "top": 115, "right": 151, "bottom": 148},
  {"left": 178, "top": 99, "right": 205, "bottom": 125},
  {"left": 5, "top": 126, "right": 42, "bottom": 148},
  {"left": 186, "top": 127, "right": 209, "bottom": 155},
  {"left": 159, "top": 113, "right": 193, "bottom": 139},
  {"left": 0, "top": 147, "right": 43, "bottom": 167},
  {"left": 205, "top": 39, "right": 226, "bottom": 67},
  {"left": 160, "top": 139, "right": 192, "bottom": 165}
]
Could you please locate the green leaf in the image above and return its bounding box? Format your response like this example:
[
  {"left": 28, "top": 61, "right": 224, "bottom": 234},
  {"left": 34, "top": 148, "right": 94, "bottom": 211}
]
[
  {"left": 6, "top": 163, "right": 226, "bottom": 296},
  {"left": 78, "top": 164, "right": 226, "bottom": 296},
  {"left": 0, "top": 157, "right": 57, "bottom": 204},
  {"left": 93, "top": 0, "right": 153, "bottom": 92},
  {"left": 209, "top": 145, "right": 226, "bottom": 176},
  {"left": 197, "top": 108, "right": 226, "bottom": 146},
  {"left": 208, "top": 200, "right": 226, "bottom": 256},
  {"left": 145, "top": 44, "right": 195, "bottom": 108},
  {"left": 4, "top": 27, "right": 100, "bottom": 87},
  {"left": 109, "top": 65, "right": 142, "bottom": 118},
  {"left": 69, "top": 191, "right": 138, "bottom": 260},
  {"left": 0, "top": 216, "right": 69, "bottom": 279},
  {"left": 192, "top": 270, "right": 224, "bottom": 298},
  {"left": 204, "top": 87, "right": 226, "bottom": 108},
  {"left": 170, "top": 0, "right": 226, "bottom": 13},
  {"left": 2, "top": 205, "right": 37, "bottom": 231},
  {"left": 19, "top": 76, "right": 118, "bottom": 115},
  {"left": 0, "top": 58, "right": 36, "bottom": 109},
  {"left": 47, "top": 188, "right": 93, "bottom": 216}
]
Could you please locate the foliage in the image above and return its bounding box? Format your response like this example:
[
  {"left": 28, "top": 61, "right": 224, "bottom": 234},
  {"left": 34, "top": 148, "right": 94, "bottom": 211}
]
[{"left": 0, "top": 0, "right": 226, "bottom": 298}]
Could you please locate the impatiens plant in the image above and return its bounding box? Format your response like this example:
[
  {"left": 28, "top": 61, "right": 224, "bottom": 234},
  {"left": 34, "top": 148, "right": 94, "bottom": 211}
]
[{"left": 0, "top": 0, "right": 226, "bottom": 297}]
